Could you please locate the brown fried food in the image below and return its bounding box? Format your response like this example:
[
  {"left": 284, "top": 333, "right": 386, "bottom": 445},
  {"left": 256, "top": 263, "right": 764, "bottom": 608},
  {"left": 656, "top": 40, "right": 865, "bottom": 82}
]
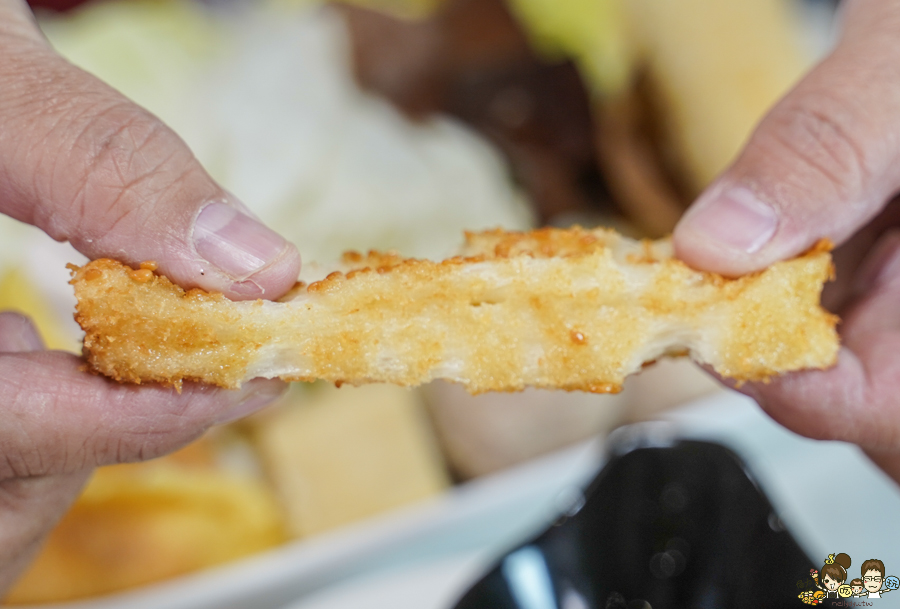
[
  {"left": 6, "top": 439, "right": 286, "bottom": 603},
  {"left": 70, "top": 227, "right": 839, "bottom": 393}
]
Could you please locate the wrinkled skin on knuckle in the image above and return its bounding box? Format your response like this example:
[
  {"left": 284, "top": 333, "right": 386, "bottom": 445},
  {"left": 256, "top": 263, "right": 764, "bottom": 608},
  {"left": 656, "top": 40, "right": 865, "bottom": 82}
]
[
  {"left": 0, "top": 47, "right": 213, "bottom": 253},
  {"left": 86, "top": 384, "right": 217, "bottom": 466},
  {"left": 754, "top": 389, "right": 845, "bottom": 443},
  {"left": 88, "top": 424, "right": 202, "bottom": 467},
  {"left": 0, "top": 49, "right": 69, "bottom": 214},
  {"left": 1, "top": 395, "right": 209, "bottom": 478},
  {"left": 0, "top": 383, "right": 89, "bottom": 480},
  {"left": 0, "top": 477, "right": 42, "bottom": 513},
  {"left": 0, "top": 355, "right": 216, "bottom": 479},
  {"left": 0, "top": 450, "right": 28, "bottom": 483},
  {"left": 0, "top": 390, "right": 45, "bottom": 481},
  {"left": 762, "top": 94, "right": 873, "bottom": 208},
  {"left": 0, "top": 429, "right": 64, "bottom": 481},
  {"left": 117, "top": 427, "right": 203, "bottom": 463},
  {"left": 43, "top": 102, "right": 205, "bottom": 252},
  {"left": 754, "top": 364, "right": 896, "bottom": 449}
]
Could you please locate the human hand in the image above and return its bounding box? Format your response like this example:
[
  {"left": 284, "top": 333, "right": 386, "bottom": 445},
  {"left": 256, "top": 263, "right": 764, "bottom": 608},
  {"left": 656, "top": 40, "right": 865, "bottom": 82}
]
[
  {"left": 0, "top": 0, "right": 301, "bottom": 593},
  {"left": 673, "top": 0, "right": 900, "bottom": 481}
]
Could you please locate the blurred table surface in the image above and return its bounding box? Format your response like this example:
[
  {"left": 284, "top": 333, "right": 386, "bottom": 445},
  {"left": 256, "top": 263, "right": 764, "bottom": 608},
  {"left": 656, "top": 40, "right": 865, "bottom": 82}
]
[
  {"left": 21, "top": 389, "right": 897, "bottom": 609},
  {"left": 282, "top": 391, "right": 900, "bottom": 609}
]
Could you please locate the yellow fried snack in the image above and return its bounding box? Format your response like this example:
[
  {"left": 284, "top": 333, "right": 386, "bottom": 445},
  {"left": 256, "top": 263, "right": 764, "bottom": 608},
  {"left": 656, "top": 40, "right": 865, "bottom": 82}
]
[
  {"left": 250, "top": 383, "right": 448, "bottom": 538},
  {"left": 70, "top": 227, "right": 838, "bottom": 393}
]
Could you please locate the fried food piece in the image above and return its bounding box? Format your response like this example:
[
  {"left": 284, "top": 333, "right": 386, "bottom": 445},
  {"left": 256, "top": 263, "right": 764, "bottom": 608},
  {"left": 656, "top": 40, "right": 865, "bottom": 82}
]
[
  {"left": 6, "top": 439, "right": 286, "bottom": 603},
  {"left": 250, "top": 383, "right": 448, "bottom": 538},
  {"left": 70, "top": 227, "right": 838, "bottom": 393}
]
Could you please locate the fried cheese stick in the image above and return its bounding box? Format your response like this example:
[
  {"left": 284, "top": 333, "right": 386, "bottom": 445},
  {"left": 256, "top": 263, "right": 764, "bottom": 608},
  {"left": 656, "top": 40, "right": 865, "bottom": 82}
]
[{"left": 70, "top": 227, "right": 839, "bottom": 393}]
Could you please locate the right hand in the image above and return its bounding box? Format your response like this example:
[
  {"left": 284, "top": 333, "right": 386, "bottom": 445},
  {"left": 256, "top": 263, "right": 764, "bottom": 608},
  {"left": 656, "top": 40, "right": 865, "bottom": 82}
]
[
  {"left": 0, "top": 0, "right": 301, "bottom": 594},
  {"left": 672, "top": 0, "right": 900, "bottom": 482}
]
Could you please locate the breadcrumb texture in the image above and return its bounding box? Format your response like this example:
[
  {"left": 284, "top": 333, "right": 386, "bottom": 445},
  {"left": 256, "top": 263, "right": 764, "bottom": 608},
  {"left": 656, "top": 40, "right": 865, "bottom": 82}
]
[{"left": 70, "top": 227, "right": 839, "bottom": 393}]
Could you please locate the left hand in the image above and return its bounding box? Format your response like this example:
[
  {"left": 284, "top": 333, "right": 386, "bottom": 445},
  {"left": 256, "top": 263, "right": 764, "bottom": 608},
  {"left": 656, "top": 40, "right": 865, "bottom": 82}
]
[{"left": 0, "top": 0, "right": 300, "bottom": 593}]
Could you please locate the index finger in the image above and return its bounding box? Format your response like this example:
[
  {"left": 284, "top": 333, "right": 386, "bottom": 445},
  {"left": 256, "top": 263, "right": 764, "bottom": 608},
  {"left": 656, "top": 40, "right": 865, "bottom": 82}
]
[
  {"left": 0, "top": 0, "right": 301, "bottom": 300},
  {"left": 0, "top": 350, "right": 286, "bottom": 479}
]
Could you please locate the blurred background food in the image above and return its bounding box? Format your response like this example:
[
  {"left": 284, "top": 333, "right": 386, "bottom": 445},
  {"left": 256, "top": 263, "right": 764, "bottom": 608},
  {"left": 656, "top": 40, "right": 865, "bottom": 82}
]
[
  {"left": 247, "top": 383, "right": 449, "bottom": 538},
  {"left": 8, "top": 437, "right": 286, "bottom": 602},
  {"left": 0, "top": 0, "right": 836, "bottom": 603}
]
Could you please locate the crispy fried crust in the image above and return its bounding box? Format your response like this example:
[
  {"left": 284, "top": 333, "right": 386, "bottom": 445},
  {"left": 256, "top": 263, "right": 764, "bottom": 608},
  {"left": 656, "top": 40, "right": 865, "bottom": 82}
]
[{"left": 70, "top": 227, "right": 839, "bottom": 392}]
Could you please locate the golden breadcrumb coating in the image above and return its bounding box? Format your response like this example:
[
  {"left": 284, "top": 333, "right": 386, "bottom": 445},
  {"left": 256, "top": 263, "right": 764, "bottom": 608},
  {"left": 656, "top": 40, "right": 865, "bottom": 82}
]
[{"left": 70, "top": 227, "right": 839, "bottom": 393}]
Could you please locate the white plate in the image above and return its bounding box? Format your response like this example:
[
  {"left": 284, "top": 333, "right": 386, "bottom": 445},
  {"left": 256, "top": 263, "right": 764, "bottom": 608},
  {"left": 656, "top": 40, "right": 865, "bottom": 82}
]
[
  {"left": 666, "top": 393, "right": 900, "bottom": 570},
  {"left": 283, "top": 552, "right": 491, "bottom": 609},
  {"left": 9, "top": 433, "right": 604, "bottom": 609},
  {"left": 276, "top": 393, "right": 900, "bottom": 609}
]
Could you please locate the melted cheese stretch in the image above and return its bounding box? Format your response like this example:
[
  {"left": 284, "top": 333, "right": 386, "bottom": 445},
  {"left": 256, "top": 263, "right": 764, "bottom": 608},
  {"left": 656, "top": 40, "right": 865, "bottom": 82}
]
[{"left": 70, "top": 227, "right": 839, "bottom": 392}]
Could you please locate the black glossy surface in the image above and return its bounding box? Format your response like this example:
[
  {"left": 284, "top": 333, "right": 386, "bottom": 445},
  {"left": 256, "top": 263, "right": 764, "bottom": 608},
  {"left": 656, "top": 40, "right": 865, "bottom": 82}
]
[{"left": 452, "top": 439, "right": 819, "bottom": 609}]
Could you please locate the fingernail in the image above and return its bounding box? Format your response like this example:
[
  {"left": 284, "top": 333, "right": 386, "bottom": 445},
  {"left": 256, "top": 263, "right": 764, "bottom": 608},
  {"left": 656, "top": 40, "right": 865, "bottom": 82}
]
[
  {"left": 682, "top": 187, "right": 778, "bottom": 254},
  {"left": 216, "top": 378, "right": 288, "bottom": 424},
  {"left": 230, "top": 280, "right": 266, "bottom": 299},
  {"left": 193, "top": 201, "right": 289, "bottom": 281},
  {"left": 226, "top": 192, "right": 263, "bottom": 221}
]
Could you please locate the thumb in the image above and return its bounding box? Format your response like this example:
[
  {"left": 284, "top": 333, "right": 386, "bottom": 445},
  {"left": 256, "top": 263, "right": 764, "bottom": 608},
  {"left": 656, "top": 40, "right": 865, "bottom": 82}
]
[
  {"left": 0, "top": 1, "right": 300, "bottom": 300},
  {"left": 674, "top": 0, "right": 900, "bottom": 276}
]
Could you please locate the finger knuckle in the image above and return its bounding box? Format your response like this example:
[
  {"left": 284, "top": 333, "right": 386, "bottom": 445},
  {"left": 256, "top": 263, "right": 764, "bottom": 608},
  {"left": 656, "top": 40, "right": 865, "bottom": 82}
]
[
  {"left": 0, "top": 451, "right": 29, "bottom": 481},
  {"left": 0, "top": 434, "right": 56, "bottom": 479},
  {"left": 768, "top": 96, "right": 872, "bottom": 202},
  {"left": 45, "top": 102, "right": 199, "bottom": 243},
  {"left": 87, "top": 393, "right": 209, "bottom": 466},
  {"left": 111, "top": 431, "right": 174, "bottom": 464}
]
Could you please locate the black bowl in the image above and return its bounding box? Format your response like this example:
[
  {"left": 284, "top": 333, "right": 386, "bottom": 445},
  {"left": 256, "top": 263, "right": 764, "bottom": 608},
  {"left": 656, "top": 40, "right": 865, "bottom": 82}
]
[{"left": 451, "top": 427, "right": 824, "bottom": 609}]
